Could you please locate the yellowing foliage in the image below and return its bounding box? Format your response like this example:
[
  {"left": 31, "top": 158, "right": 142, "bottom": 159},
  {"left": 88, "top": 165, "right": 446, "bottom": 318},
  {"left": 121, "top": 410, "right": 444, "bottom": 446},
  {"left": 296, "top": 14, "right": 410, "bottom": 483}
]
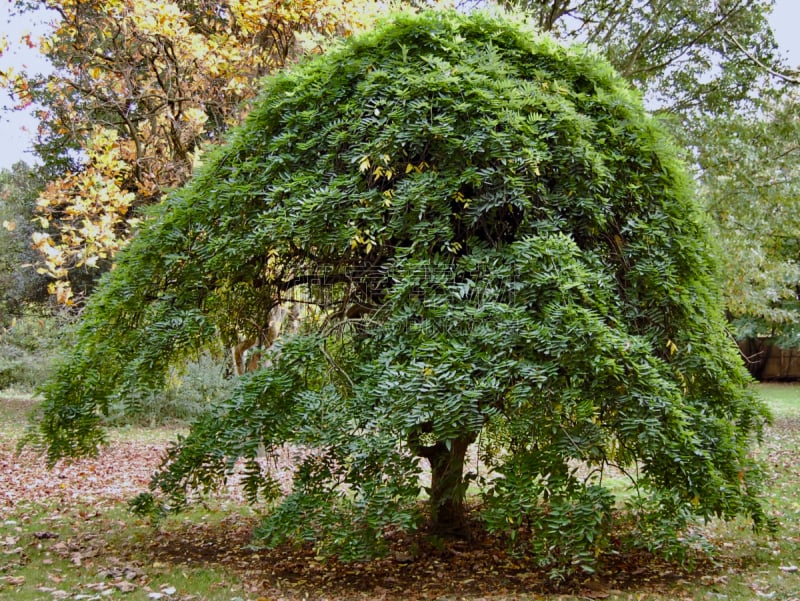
[
  {"left": 13, "top": 0, "right": 388, "bottom": 303},
  {"left": 34, "top": 128, "right": 137, "bottom": 304}
]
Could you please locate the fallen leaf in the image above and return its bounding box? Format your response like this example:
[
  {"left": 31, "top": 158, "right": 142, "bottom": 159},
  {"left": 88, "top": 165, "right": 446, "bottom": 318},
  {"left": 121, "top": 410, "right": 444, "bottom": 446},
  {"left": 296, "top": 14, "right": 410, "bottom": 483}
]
[
  {"left": 85, "top": 581, "right": 111, "bottom": 591},
  {"left": 34, "top": 531, "right": 60, "bottom": 540},
  {"left": 114, "top": 580, "right": 138, "bottom": 593}
]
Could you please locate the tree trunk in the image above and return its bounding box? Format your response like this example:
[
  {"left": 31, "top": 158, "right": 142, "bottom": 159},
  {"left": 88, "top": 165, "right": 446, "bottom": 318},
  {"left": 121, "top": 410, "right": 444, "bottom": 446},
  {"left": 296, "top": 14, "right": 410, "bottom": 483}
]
[{"left": 424, "top": 434, "right": 475, "bottom": 536}]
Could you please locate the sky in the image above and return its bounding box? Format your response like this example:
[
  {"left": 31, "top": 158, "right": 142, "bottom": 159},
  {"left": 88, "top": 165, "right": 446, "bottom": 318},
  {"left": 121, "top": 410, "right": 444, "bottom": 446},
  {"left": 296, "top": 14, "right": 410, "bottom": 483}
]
[
  {"left": 0, "top": 1, "right": 51, "bottom": 169},
  {"left": 1, "top": 1, "right": 800, "bottom": 170}
]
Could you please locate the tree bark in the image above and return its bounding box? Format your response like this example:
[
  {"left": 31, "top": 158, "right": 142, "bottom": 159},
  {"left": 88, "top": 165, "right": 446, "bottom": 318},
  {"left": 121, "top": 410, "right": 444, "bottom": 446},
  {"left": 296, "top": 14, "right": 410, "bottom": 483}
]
[{"left": 416, "top": 434, "right": 476, "bottom": 535}]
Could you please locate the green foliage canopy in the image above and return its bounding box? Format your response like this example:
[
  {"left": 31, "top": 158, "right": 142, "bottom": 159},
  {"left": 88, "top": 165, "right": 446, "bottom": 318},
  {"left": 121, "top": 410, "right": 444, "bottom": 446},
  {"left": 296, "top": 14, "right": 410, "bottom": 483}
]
[{"left": 38, "top": 10, "right": 769, "bottom": 577}]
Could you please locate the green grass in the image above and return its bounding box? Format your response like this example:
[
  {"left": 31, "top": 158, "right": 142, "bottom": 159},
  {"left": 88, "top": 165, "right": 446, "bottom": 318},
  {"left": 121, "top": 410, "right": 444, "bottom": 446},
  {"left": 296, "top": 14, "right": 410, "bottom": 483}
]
[
  {"left": 0, "top": 393, "right": 37, "bottom": 439},
  {"left": 2, "top": 385, "right": 800, "bottom": 601},
  {"left": 757, "top": 382, "right": 800, "bottom": 417},
  {"left": 1, "top": 503, "right": 251, "bottom": 601}
]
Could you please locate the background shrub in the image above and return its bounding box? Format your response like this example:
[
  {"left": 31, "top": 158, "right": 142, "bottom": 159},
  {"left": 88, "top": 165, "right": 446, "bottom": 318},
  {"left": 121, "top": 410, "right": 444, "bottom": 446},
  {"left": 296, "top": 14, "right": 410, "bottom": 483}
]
[
  {"left": 0, "top": 311, "right": 65, "bottom": 393},
  {"left": 104, "top": 351, "right": 234, "bottom": 426}
]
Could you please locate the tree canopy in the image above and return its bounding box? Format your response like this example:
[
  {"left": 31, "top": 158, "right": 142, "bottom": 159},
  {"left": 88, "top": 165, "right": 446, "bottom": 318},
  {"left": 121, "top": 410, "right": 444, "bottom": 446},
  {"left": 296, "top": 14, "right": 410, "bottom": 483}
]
[
  {"left": 4, "top": 1, "right": 787, "bottom": 309},
  {"left": 37, "top": 10, "right": 769, "bottom": 579}
]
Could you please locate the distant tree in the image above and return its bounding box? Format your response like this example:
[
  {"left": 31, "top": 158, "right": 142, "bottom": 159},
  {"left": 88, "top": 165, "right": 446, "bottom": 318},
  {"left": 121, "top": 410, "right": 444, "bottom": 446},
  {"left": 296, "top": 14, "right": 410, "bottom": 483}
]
[
  {"left": 0, "top": 161, "right": 49, "bottom": 321},
  {"left": 502, "top": 0, "right": 782, "bottom": 122},
  {"left": 696, "top": 92, "right": 800, "bottom": 356},
  {"left": 38, "top": 11, "right": 769, "bottom": 579}
]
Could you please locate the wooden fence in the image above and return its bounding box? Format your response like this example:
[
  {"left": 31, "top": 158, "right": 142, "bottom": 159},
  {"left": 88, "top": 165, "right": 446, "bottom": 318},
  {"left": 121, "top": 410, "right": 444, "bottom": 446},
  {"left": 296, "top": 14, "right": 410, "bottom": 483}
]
[{"left": 738, "top": 338, "right": 800, "bottom": 381}]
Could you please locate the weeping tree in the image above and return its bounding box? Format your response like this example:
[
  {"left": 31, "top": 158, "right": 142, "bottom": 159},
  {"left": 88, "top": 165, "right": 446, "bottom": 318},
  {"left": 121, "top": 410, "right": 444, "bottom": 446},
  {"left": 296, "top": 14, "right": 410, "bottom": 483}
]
[{"left": 37, "top": 10, "right": 769, "bottom": 578}]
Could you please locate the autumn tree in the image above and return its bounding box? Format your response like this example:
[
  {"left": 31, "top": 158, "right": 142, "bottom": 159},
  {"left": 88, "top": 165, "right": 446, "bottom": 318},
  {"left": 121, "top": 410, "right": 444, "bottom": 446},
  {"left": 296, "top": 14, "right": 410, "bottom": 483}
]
[
  {"left": 3, "top": 0, "right": 383, "bottom": 304},
  {"left": 37, "top": 11, "right": 770, "bottom": 579}
]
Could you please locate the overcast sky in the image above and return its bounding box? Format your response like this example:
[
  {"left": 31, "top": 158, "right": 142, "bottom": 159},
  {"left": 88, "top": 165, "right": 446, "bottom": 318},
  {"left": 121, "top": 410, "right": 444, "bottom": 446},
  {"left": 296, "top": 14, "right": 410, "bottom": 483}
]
[{"left": 1, "top": 2, "right": 800, "bottom": 170}]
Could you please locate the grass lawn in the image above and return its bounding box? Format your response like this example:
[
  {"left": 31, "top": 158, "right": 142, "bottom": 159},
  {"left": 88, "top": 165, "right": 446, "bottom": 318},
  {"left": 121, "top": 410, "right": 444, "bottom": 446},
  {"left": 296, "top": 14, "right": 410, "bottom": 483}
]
[{"left": 1, "top": 384, "right": 799, "bottom": 601}]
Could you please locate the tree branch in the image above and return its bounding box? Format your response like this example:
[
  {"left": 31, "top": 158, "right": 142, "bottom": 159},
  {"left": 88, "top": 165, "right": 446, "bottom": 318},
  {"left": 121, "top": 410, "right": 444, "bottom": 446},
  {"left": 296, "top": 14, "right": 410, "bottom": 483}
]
[{"left": 723, "top": 32, "right": 800, "bottom": 85}]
